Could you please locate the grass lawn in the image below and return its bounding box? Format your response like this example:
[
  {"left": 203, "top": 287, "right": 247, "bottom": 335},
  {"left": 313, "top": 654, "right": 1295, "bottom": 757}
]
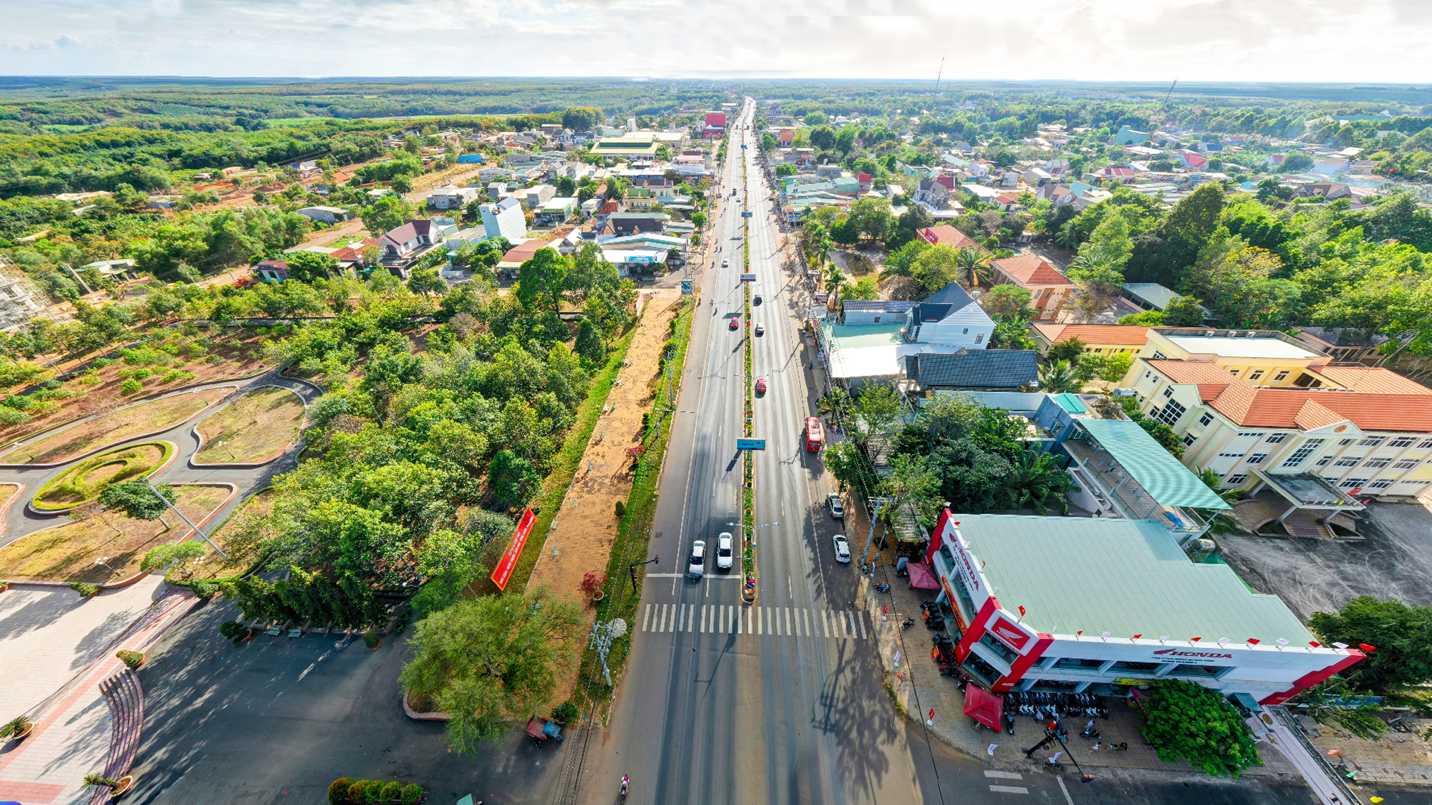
[
  {"left": 0, "top": 485, "right": 229, "bottom": 584},
  {"left": 173, "top": 490, "right": 274, "bottom": 581},
  {"left": 2, "top": 387, "right": 230, "bottom": 464},
  {"left": 32, "top": 442, "right": 174, "bottom": 511},
  {"left": 195, "top": 387, "right": 305, "bottom": 464}
]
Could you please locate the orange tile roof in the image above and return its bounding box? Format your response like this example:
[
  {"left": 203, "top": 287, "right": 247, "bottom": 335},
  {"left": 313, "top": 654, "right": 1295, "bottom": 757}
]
[
  {"left": 991, "top": 255, "right": 1074, "bottom": 287},
  {"left": 1311, "top": 365, "right": 1432, "bottom": 395},
  {"left": 1033, "top": 323, "right": 1150, "bottom": 346},
  {"left": 1146, "top": 359, "right": 1239, "bottom": 402},
  {"left": 917, "top": 225, "right": 986, "bottom": 253}
]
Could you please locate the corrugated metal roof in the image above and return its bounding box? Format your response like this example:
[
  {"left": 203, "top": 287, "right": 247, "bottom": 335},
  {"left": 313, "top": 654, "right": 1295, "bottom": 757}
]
[
  {"left": 842, "top": 301, "right": 916, "bottom": 312},
  {"left": 905, "top": 350, "right": 1037, "bottom": 389},
  {"left": 955, "top": 515, "right": 1314, "bottom": 642},
  {"left": 1076, "top": 419, "right": 1231, "bottom": 510},
  {"left": 1053, "top": 393, "right": 1087, "bottom": 414}
]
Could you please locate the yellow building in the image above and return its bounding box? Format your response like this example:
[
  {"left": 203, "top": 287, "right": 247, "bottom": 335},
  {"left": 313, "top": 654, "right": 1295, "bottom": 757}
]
[
  {"left": 1029, "top": 323, "right": 1153, "bottom": 358},
  {"left": 1136, "top": 328, "right": 1331, "bottom": 387}
]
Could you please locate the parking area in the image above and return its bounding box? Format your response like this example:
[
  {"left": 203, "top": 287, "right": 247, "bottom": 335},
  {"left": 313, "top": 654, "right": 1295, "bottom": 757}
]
[
  {"left": 129, "top": 599, "right": 562, "bottom": 805},
  {"left": 1218, "top": 500, "right": 1432, "bottom": 621}
]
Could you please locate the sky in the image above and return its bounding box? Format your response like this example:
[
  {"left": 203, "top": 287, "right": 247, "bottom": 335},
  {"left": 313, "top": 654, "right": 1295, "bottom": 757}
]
[{"left": 4, "top": 0, "right": 1432, "bottom": 83}]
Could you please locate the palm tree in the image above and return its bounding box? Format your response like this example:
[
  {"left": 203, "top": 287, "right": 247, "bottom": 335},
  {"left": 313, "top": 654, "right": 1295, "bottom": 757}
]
[
  {"left": 817, "top": 388, "right": 852, "bottom": 423},
  {"left": 825, "top": 265, "right": 847, "bottom": 302},
  {"left": 1039, "top": 359, "right": 1081, "bottom": 394},
  {"left": 954, "top": 247, "right": 990, "bottom": 289},
  {"left": 1006, "top": 448, "right": 1072, "bottom": 515},
  {"left": 1055, "top": 219, "right": 1080, "bottom": 250}
]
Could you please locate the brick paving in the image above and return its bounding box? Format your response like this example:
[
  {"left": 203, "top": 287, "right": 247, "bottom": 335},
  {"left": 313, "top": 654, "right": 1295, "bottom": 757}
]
[
  {"left": 1309, "top": 715, "right": 1432, "bottom": 786},
  {"left": 0, "top": 581, "right": 197, "bottom": 805}
]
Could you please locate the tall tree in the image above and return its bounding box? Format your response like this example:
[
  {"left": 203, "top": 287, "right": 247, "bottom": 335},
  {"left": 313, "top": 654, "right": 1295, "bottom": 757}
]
[
  {"left": 954, "top": 247, "right": 990, "bottom": 289},
  {"left": 981, "top": 284, "right": 1033, "bottom": 321},
  {"left": 1309, "top": 596, "right": 1432, "bottom": 693},
  {"left": 516, "top": 248, "right": 568, "bottom": 313}
]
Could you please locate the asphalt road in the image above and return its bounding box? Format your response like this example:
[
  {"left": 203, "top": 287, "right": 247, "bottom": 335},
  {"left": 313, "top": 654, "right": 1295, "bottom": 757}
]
[{"left": 578, "top": 99, "right": 921, "bottom": 805}]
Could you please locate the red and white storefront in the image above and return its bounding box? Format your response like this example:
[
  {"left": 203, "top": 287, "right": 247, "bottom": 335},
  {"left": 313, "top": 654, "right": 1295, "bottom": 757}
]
[{"left": 922, "top": 511, "right": 1363, "bottom": 705}]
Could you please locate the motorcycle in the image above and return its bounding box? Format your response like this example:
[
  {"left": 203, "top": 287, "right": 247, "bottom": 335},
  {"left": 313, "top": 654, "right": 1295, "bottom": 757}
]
[
  {"left": 900, "top": 617, "right": 914, "bottom": 630},
  {"left": 874, "top": 582, "right": 891, "bottom": 593},
  {"left": 621, "top": 775, "right": 629, "bottom": 798}
]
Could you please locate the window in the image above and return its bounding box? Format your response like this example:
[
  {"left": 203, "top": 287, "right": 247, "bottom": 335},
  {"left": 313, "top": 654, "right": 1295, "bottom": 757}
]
[
  {"left": 962, "top": 328, "right": 969, "bottom": 334},
  {"left": 872, "top": 316, "right": 881, "bottom": 323},
  {"left": 1420, "top": 439, "right": 1432, "bottom": 449},
  {"left": 1052, "top": 657, "right": 1105, "bottom": 671},
  {"left": 1316, "top": 456, "right": 1333, "bottom": 467},
  {"left": 1143, "top": 371, "right": 1153, "bottom": 380},
  {"left": 1265, "top": 433, "right": 1287, "bottom": 444},
  {"left": 1151, "top": 351, "right": 1167, "bottom": 360},
  {"left": 1388, "top": 437, "right": 1417, "bottom": 448},
  {"left": 1359, "top": 436, "right": 1386, "bottom": 447},
  {"left": 1154, "top": 399, "right": 1186, "bottom": 427},
  {"left": 1244, "top": 453, "right": 1267, "bottom": 465},
  {"left": 975, "top": 333, "right": 984, "bottom": 344},
  {"left": 1339, "top": 478, "right": 1370, "bottom": 489},
  {"left": 1182, "top": 433, "right": 1198, "bottom": 446},
  {"left": 1274, "top": 370, "right": 1290, "bottom": 382},
  {"left": 1110, "top": 661, "right": 1162, "bottom": 674},
  {"left": 1225, "top": 473, "right": 1249, "bottom": 485},
  {"left": 1369, "top": 479, "right": 1395, "bottom": 490},
  {"left": 1333, "top": 457, "right": 1362, "bottom": 467},
  {"left": 1280, "top": 439, "right": 1323, "bottom": 467},
  {"left": 1218, "top": 452, "right": 1246, "bottom": 459},
  {"left": 1402, "top": 480, "right": 1432, "bottom": 486},
  {"left": 1394, "top": 459, "right": 1419, "bottom": 470},
  {"left": 1339, "top": 439, "right": 1355, "bottom": 446},
  {"left": 1249, "top": 370, "right": 1265, "bottom": 381},
  {"left": 1237, "top": 432, "right": 1265, "bottom": 438},
  {"left": 1162, "top": 386, "right": 1174, "bottom": 398},
  {"left": 1198, "top": 413, "right": 1214, "bottom": 427},
  {"left": 1363, "top": 458, "right": 1391, "bottom": 469}
]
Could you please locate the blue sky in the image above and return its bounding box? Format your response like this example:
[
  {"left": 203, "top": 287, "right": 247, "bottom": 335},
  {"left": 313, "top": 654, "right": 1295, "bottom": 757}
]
[{"left": 4, "top": 0, "right": 1432, "bottom": 82}]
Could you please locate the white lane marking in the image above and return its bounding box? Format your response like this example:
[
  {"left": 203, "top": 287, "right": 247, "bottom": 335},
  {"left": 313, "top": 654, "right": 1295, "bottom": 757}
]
[
  {"left": 1057, "top": 776, "right": 1073, "bottom": 805},
  {"left": 756, "top": 607, "right": 763, "bottom": 636},
  {"left": 846, "top": 611, "right": 856, "bottom": 639},
  {"left": 822, "top": 610, "right": 830, "bottom": 638},
  {"left": 984, "top": 771, "right": 1023, "bottom": 780},
  {"left": 642, "top": 604, "right": 652, "bottom": 633},
  {"left": 675, "top": 604, "right": 683, "bottom": 633},
  {"left": 784, "top": 607, "right": 791, "bottom": 637},
  {"left": 988, "top": 785, "right": 1028, "bottom": 794},
  {"left": 803, "top": 608, "right": 811, "bottom": 637},
  {"left": 858, "top": 611, "right": 867, "bottom": 639},
  {"left": 687, "top": 605, "right": 694, "bottom": 633},
  {"left": 658, "top": 604, "right": 668, "bottom": 632},
  {"left": 701, "top": 605, "right": 708, "bottom": 634}
]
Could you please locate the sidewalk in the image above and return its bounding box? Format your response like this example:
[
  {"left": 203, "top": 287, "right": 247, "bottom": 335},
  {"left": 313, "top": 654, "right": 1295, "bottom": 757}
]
[
  {"left": 1306, "top": 712, "right": 1432, "bottom": 787},
  {"left": 0, "top": 580, "right": 199, "bottom": 804},
  {"left": 859, "top": 564, "right": 1306, "bottom": 784}
]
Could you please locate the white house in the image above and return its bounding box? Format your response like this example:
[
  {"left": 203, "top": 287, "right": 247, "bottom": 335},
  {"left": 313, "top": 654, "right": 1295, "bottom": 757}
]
[
  {"left": 481, "top": 197, "right": 527, "bottom": 243},
  {"left": 902, "top": 281, "right": 996, "bottom": 349},
  {"left": 428, "top": 185, "right": 479, "bottom": 210},
  {"left": 296, "top": 206, "right": 352, "bottom": 224}
]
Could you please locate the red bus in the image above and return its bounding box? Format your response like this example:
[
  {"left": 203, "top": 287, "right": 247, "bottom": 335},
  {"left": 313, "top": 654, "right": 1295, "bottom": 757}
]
[{"left": 804, "top": 417, "right": 824, "bottom": 452}]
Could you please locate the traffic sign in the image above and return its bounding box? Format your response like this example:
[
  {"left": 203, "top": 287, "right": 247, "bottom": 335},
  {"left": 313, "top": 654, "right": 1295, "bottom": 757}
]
[
  {"left": 736, "top": 438, "right": 767, "bottom": 451},
  {"left": 681, "top": 280, "right": 693, "bottom": 295},
  {"left": 740, "top": 273, "right": 757, "bottom": 282}
]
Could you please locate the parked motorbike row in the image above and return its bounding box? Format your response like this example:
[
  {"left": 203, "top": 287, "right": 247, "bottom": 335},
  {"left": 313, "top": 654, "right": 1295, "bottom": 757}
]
[{"left": 1005, "top": 691, "right": 1109, "bottom": 720}]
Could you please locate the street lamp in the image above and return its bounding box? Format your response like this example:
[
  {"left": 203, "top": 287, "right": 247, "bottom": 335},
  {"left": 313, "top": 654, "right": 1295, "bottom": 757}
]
[
  {"left": 727, "top": 521, "right": 779, "bottom": 533},
  {"left": 143, "top": 478, "right": 228, "bottom": 559},
  {"left": 628, "top": 555, "right": 658, "bottom": 589}
]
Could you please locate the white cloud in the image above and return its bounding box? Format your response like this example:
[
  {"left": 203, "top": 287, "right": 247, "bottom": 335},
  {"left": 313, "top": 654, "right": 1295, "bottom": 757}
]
[{"left": 0, "top": 0, "right": 1429, "bottom": 81}]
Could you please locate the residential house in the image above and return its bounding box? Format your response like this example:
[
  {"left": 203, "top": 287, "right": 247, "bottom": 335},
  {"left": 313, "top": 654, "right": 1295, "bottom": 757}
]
[
  {"left": 1036, "top": 184, "right": 1076, "bottom": 207},
  {"left": 916, "top": 224, "right": 985, "bottom": 252},
  {"left": 988, "top": 255, "right": 1075, "bottom": 321},
  {"left": 902, "top": 281, "right": 997, "bottom": 350},
  {"left": 840, "top": 300, "right": 916, "bottom": 326},
  {"left": 505, "top": 152, "right": 540, "bottom": 168},
  {"left": 993, "top": 193, "right": 1024, "bottom": 212},
  {"left": 1295, "top": 327, "right": 1388, "bottom": 365},
  {"left": 1102, "top": 166, "right": 1137, "bottom": 183},
  {"left": 379, "top": 219, "right": 447, "bottom": 268},
  {"left": 1178, "top": 152, "right": 1209, "bottom": 171},
  {"left": 899, "top": 350, "right": 1039, "bottom": 394},
  {"left": 606, "top": 213, "right": 668, "bottom": 237},
  {"left": 427, "top": 185, "right": 479, "bottom": 211},
  {"left": 1042, "top": 158, "right": 1071, "bottom": 176},
  {"left": 1119, "top": 283, "right": 1212, "bottom": 320},
  {"left": 480, "top": 197, "right": 528, "bottom": 243},
  {"left": 914, "top": 178, "right": 956, "bottom": 210},
  {"left": 295, "top": 206, "right": 352, "bottom": 225},
  {"left": 1293, "top": 182, "right": 1351, "bottom": 200},
  {"left": 1024, "top": 167, "right": 1054, "bottom": 186},
  {"left": 533, "top": 197, "right": 578, "bottom": 227},
  {"left": 1030, "top": 323, "right": 1154, "bottom": 358},
  {"left": 1312, "top": 158, "right": 1351, "bottom": 177},
  {"left": 1131, "top": 327, "right": 1331, "bottom": 386},
  {"left": 1112, "top": 126, "right": 1149, "bottom": 146},
  {"left": 513, "top": 184, "right": 556, "bottom": 210},
  {"left": 253, "top": 260, "right": 290, "bottom": 283}
]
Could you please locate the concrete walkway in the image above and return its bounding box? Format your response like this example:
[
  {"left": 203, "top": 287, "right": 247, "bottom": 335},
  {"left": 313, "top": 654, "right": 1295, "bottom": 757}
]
[{"left": 0, "top": 368, "right": 323, "bottom": 552}]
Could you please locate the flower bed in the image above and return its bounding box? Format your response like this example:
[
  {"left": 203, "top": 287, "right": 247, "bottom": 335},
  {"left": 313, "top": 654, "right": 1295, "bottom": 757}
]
[{"left": 30, "top": 441, "right": 176, "bottom": 512}]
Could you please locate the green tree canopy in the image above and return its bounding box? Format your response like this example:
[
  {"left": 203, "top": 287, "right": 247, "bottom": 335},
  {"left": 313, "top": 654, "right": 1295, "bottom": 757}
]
[
  {"left": 1309, "top": 596, "right": 1432, "bottom": 692},
  {"left": 1142, "top": 680, "right": 1261, "bottom": 777}
]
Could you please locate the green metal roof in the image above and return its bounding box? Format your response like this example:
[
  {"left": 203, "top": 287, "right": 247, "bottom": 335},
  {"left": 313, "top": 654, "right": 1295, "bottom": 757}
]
[
  {"left": 1053, "top": 393, "right": 1087, "bottom": 414},
  {"left": 955, "top": 515, "right": 1313, "bottom": 643},
  {"left": 1076, "top": 419, "right": 1231, "bottom": 510}
]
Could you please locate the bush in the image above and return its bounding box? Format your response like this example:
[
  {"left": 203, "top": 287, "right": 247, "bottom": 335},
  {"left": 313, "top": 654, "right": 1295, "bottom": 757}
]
[
  {"left": 1142, "top": 679, "right": 1260, "bottom": 777},
  {"left": 552, "top": 700, "right": 579, "bottom": 725},
  {"left": 327, "top": 777, "right": 354, "bottom": 805},
  {"left": 400, "top": 783, "right": 424, "bottom": 804},
  {"left": 0, "top": 407, "right": 30, "bottom": 427},
  {"left": 219, "top": 620, "right": 248, "bottom": 643},
  {"left": 191, "top": 579, "right": 219, "bottom": 599},
  {"left": 363, "top": 781, "right": 383, "bottom": 803},
  {"left": 614, "top": 500, "right": 625, "bottom": 518},
  {"left": 118, "top": 378, "right": 143, "bottom": 395},
  {"left": 91, "top": 358, "right": 116, "bottom": 369},
  {"left": 380, "top": 782, "right": 401, "bottom": 801},
  {"left": 363, "top": 630, "right": 381, "bottom": 649},
  {"left": 116, "top": 650, "right": 145, "bottom": 668},
  {"left": 70, "top": 581, "right": 100, "bottom": 597},
  {"left": 346, "top": 780, "right": 372, "bottom": 802}
]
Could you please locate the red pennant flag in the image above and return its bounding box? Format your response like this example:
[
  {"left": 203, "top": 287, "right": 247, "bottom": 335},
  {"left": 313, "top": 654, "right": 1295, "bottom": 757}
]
[
  {"left": 1132, "top": 634, "right": 1142, "bottom": 639},
  {"left": 1190, "top": 637, "right": 1201, "bottom": 642},
  {"left": 1359, "top": 644, "right": 1376, "bottom": 652},
  {"left": 1076, "top": 630, "right": 1083, "bottom": 636},
  {"left": 1247, "top": 638, "right": 1260, "bottom": 645},
  {"left": 1309, "top": 641, "right": 1321, "bottom": 648},
  {"left": 1018, "top": 605, "right": 1026, "bottom": 617}
]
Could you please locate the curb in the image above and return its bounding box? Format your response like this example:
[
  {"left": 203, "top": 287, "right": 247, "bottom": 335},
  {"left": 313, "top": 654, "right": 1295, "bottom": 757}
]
[
  {"left": 26, "top": 440, "right": 180, "bottom": 516},
  {"left": 402, "top": 692, "right": 452, "bottom": 721},
  {"left": 189, "top": 384, "right": 310, "bottom": 468}
]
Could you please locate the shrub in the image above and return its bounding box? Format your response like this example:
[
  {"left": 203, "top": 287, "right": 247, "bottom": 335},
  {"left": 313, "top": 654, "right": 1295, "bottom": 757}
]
[
  {"left": 400, "top": 783, "right": 424, "bottom": 804},
  {"left": 116, "top": 650, "right": 145, "bottom": 668},
  {"left": 363, "top": 630, "right": 381, "bottom": 648},
  {"left": 206, "top": 354, "right": 225, "bottom": 365},
  {"left": 191, "top": 579, "right": 219, "bottom": 599},
  {"left": 579, "top": 571, "right": 606, "bottom": 598},
  {"left": 552, "top": 700, "right": 579, "bottom": 725},
  {"left": 380, "top": 782, "right": 401, "bottom": 801},
  {"left": 219, "top": 620, "right": 248, "bottom": 642},
  {"left": 119, "top": 378, "right": 143, "bottom": 395},
  {"left": 0, "top": 407, "right": 30, "bottom": 427},
  {"left": 327, "top": 777, "right": 354, "bottom": 804},
  {"left": 363, "top": 781, "right": 383, "bottom": 803},
  {"left": 345, "top": 780, "right": 372, "bottom": 802},
  {"left": 91, "top": 358, "right": 116, "bottom": 369},
  {"left": 1, "top": 715, "right": 31, "bottom": 739},
  {"left": 70, "top": 581, "right": 100, "bottom": 597},
  {"left": 614, "top": 500, "right": 625, "bottom": 518}
]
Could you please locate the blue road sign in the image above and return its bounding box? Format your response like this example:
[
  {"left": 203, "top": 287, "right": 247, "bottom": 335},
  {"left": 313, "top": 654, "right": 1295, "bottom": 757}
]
[
  {"left": 737, "top": 438, "right": 767, "bottom": 451},
  {"left": 681, "top": 280, "right": 693, "bottom": 295}
]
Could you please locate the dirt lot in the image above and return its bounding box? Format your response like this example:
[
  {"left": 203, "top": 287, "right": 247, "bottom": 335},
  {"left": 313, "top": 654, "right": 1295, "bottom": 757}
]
[
  {"left": 3, "top": 387, "right": 231, "bottom": 464},
  {"left": 528, "top": 290, "right": 683, "bottom": 607},
  {"left": 0, "top": 485, "right": 230, "bottom": 583},
  {"left": 1219, "top": 500, "right": 1432, "bottom": 621},
  {"left": 194, "top": 386, "right": 305, "bottom": 464}
]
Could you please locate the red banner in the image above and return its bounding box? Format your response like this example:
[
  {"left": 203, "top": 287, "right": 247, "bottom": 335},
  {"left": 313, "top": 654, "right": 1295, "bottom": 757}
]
[{"left": 490, "top": 508, "right": 537, "bottom": 591}]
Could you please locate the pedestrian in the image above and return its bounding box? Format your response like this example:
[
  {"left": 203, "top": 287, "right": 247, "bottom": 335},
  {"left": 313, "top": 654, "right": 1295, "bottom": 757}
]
[
  {"left": 1092, "top": 741, "right": 1101, "bottom": 751},
  {"left": 986, "top": 744, "right": 998, "bottom": 756}
]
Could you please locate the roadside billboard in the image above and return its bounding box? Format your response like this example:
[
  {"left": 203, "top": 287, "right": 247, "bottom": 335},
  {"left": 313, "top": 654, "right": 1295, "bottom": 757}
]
[{"left": 490, "top": 508, "right": 537, "bottom": 590}]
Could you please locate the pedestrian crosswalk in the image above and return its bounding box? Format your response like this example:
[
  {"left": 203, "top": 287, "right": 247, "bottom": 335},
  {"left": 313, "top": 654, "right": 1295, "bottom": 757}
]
[{"left": 639, "top": 603, "right": 870, "bottom": 640}]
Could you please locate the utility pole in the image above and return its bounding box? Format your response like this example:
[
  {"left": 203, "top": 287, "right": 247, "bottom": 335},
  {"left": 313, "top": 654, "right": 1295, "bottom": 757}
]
[
  {"left": 1162, "top": 78, "right": 1179, "bottom": 108},
  {"left": 860, "top": 497, "right": 888, "bottom": 573},
  {"left": 590, "top": 618, "right": 628, "bottom": 687},
  {"left": 934, "top": 57, "right": 945, "bottom": 94},
  {"left": 144, "top": 478, "right": 228, "bottom": 559}
]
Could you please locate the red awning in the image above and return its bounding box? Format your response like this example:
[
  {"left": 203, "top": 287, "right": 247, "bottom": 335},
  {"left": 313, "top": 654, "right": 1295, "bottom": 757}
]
[
  {"left": 907, "top": 562, "right": 940, "bottom": 590},
  {"left": 963, "top": 685, "right": 1004, "bottom": 733}
]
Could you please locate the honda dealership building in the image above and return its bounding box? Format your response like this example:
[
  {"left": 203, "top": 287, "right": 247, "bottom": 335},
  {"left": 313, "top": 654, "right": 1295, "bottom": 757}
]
[{"left": 922, "top": 512, "right": 1362, "bottom": 706}]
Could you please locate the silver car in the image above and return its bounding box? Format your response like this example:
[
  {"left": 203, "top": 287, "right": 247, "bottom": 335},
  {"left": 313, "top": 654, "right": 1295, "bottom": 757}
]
[
  {"left": 833, "top": 534, "right": 851, "bottom": 564},
  {"left": 716, "top": 532, "right": 734, "bottom": 570},
  {"left": 827, "top": 493, "right": 844, "bottom": 519},
  {"left": 689, "top": 540, "right": 707, "bottom": 579}
]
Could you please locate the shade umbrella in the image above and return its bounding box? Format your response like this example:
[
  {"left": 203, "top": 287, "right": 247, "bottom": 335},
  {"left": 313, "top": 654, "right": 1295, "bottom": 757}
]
[
  {"left": 906, "top": 562, "right": 941, "bottom": 590},
  {"left": 963, "top": 684, "right": 1004, "bottom": 732}
]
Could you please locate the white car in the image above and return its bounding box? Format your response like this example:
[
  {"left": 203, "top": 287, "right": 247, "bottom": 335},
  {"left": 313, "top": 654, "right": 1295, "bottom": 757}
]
[
  {"left": 827, "top": 493, "right": 844, "bottom": 519},
  {"left": 722, "top": 258, "right": 729, "bottom": 267},
  {"left": 833, "top": 534, "right": 851, "bottom": 564},
  {"left": 716, "top": 532, "right": 734, "bottom": 570},
  {"left": 689, "top": 540, "right": 707, "bottom": 579},
  {"left": 755, "top": 324, "right": 765, "bottom": 337}
]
